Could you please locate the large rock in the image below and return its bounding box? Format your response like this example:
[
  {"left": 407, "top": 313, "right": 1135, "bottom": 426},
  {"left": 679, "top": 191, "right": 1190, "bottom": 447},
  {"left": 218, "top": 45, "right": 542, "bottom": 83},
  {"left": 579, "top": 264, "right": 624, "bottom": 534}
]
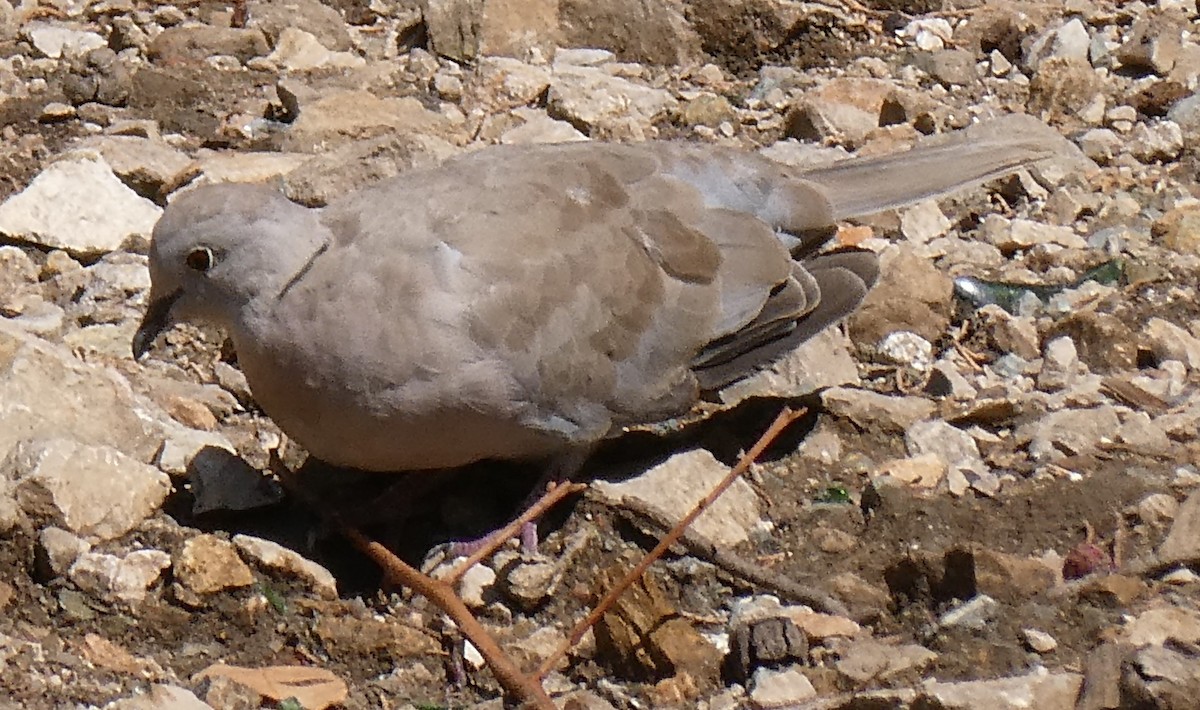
[
  {"left": 5, "top": 438, "right": 170, "bottom": 540},
  {"left": 558, "top": 0, "right": 701, "bottom": 65},
  {"left": 423, "top": 0, "right": 560, "bottom": 62},
  {"left": 0, "top": 322, "right": 171, "bottom": 464},
  {"left": 281, "top": 90, "right": 454, "bottom": 153},
  {"left": 248, "top": 0, "right": 352, "bottom": 51},
  {"left": 0, "top": 157, "right": 162, "bottom": 258}
]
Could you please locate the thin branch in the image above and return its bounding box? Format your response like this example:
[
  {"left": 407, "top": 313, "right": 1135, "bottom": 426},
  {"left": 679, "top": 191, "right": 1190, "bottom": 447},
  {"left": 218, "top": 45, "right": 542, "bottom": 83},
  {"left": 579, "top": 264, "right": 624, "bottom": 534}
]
[
  {"left": 536, "top": 407, "right": 805, "bottom": 679},
  {"left": 607, "top": 496, "right": 850, "bottom": 617},
  {"left": 269, "top": 455, "right": 554, "bottom": 709}
]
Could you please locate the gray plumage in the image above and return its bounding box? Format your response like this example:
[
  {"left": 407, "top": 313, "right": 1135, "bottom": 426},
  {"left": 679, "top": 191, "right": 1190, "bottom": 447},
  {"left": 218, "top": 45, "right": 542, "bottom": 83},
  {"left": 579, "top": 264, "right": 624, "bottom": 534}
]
[{"left": 134, "top": 115, "right": 1068, "bottom": 472}]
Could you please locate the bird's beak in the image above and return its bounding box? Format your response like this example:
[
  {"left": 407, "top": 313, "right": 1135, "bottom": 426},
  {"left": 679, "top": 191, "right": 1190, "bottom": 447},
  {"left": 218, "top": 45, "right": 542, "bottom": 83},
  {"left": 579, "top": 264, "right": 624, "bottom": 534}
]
[{"left": 132, "top": 289, "right": 181, "bottom": 360}]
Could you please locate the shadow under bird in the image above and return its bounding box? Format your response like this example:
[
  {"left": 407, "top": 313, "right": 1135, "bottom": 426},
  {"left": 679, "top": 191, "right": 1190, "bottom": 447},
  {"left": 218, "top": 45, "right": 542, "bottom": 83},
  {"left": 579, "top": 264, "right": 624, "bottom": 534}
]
[{"left": 133, "top": 115, "right": 1070, "bottom": 478}]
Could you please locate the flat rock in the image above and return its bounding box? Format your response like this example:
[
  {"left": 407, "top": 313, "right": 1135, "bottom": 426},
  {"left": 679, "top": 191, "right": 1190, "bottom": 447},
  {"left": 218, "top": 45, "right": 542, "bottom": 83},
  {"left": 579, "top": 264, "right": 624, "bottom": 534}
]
[
  {"left": 66, "top": 137, "right": 193, "bottom": 200},
  {"left": 822, "top": 388, "right": 937, "bottom": 433},
  {"left": 1158, "top": 488, "right": 1200, "bottom": 566},
  {"left": 233, "top": 534, "right": 337, "bottom": 599},
  {"left": 281, "top": 91, "right": 453, "bottom": 153},
  {"left": 547, "top": 65, "right": 678, "bottom": 138},
  {"left": 68, "top": 549, "right": 171, "bottom": 604},
  {"left": 186, "top": 151, "right": 310, "bottom": 188},
  {"left": 749, "top": 666, "right": 816, "bottom": 708},
  {"left": 173, "top": 534, "right": 255, "bottom": 601},
  {"left": 106, "top": 684, "right": 214, "bottom": 710},
  {"left": 1020, "top": 405, "right": 1121, "bottom": 461},
  {"left": 0, "top": 157, "right": 162, "bottom": 258},
  {"left": 1124, "top": 606, "right": 1200, "bottom": 647},
  {"left": 592, "top": 449, "right": 762, "bottom": 547},
  {"left": 22, "top": 21, "right": 106, "bottom": 59},
  {"left": 835, "top": 638, "right": 937, "bottom": 683},
  {"left": 147, "top": 25, "right": 270, "bottom": 64},
  {"left": 6, "top": 437, "right": 170, "bottom": 540},
  {"left": 920, "top": 670, "right": 1083, "bottom": 709},
  {"left": 722, "top": 328, "right": 860, "bottom": 404}
]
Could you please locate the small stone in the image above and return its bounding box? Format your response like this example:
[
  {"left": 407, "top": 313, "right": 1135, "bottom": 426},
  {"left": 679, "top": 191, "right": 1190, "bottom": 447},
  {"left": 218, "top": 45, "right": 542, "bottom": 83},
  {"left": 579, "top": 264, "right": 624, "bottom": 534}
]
[
  {"left": 1134, "top": 493, "right": 1179, "bottom": 525},
  {"left": 906, "top": 420, "right": 986, "bottom": 478},
  {"left": 679, "top": 93, "right": 737, "bottom": 128},
  {"left": 836, "top": 638, "right": 937, "bottom": 683},
  {"left": 173, "top": 534, "right": 255, "bottom": 601},
  {"left": 1144, "top": 317, "right": 1200, "bottom": 370},
  {"left": 233, "top": 534, "right": 336, "bottom": 599},
  {"left": 938, "top": 594, "right": 999, "bottom": 630},
  {"left": 1117, "top": 9, "right": 1185, "bottom": 74},
  {"left": 1158, "top": 488, "right": 1200, "bottom": 566},
  {"left": 69, "top": 549, "right": 171, "bottom": 605},
  {"left": 748, "top": 667, "right": 816, "bottom": 708},
  {"left": 106, "top": 684, "right": 213, "bottom": 710},
  {"left": 1023, "top": 628, "right": 1058, "bottom": 653},
  {"left": 900, "top": 200, "right": 951, "bottom": 243},
  {"left": 1125, "top": 607, "right": 1200, "bottom": 647},
  {"left": 877, "top": 331, "right": 933, "bottom": 372},
  {"left": 822, "top": 388, "right": 937, "bottom": 433},
  {"left": 40, "top": 102, "right": 76, "bottom": 123},
  {"left": 1128, "top": 120, "right": 1185, "bottom": 162},
  {"left": 39, "top": 526, "right": 91, "bottom": 576},
  {"left": 457, "top": 563, "right": 496, "bottom": 608}
]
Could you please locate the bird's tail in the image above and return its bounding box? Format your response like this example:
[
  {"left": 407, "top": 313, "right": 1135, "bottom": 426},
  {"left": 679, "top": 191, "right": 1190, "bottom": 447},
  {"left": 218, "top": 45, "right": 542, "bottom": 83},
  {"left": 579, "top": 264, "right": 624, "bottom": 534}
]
[{"left": 801, "top": 113, "right": 1082, "bottom": 220}]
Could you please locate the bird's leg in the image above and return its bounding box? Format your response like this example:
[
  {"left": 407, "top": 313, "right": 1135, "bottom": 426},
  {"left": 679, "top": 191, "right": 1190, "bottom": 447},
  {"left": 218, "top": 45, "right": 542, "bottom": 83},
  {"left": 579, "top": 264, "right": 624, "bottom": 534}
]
[{"left": 447, "top": 447, "right": 592, "bottom": 557}]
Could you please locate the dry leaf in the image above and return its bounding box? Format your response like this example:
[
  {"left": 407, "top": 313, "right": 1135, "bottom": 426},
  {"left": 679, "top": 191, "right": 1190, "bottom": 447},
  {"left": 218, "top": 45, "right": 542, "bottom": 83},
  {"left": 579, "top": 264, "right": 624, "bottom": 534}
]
[{"left": 194, "top": 663, "right": 348, "bottom": 710}]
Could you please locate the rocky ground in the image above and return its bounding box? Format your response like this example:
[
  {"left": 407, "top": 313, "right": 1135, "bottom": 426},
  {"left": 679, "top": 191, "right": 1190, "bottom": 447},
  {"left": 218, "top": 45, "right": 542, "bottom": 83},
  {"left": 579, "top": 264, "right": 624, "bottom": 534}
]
[{"left": 2, "top": 0, "right": 1200, "bottom": 708}]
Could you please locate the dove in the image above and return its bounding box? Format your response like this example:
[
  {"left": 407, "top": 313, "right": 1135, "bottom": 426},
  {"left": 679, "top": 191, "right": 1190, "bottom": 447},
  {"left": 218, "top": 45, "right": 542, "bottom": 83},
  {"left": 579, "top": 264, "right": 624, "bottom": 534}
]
[{"left": 133, "top": 115, "right": 1069, "bottom": 476}]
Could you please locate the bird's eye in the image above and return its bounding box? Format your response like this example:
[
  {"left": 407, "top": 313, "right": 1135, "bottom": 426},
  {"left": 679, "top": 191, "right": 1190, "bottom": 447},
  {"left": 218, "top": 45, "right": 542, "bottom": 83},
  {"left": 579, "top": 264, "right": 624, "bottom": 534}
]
[{"left": 185, "top": 247, "right": 215, "bottom": 272}]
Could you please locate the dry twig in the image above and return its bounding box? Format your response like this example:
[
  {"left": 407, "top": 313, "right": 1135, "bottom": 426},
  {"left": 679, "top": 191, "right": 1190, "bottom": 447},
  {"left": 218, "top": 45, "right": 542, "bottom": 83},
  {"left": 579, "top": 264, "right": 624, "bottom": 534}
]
[{"left": 536, "top": 407, "right": 805, "bottom": 678}]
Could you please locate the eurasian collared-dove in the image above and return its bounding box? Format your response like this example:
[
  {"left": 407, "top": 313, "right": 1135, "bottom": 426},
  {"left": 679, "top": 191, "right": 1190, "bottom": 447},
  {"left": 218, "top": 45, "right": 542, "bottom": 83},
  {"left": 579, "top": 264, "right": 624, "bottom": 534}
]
[{"left": 133, "top": 115, "right": 1068, "bottom": 474}]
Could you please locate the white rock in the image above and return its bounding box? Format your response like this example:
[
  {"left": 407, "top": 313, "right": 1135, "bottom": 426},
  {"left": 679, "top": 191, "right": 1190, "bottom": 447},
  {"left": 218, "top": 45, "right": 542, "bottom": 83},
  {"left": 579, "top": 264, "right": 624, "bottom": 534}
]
[
  {"left": 1144, "top": 317, "right": 1200, "bottom": 370},
  {"left": 457, "top": 563, "right": 496, "bottom": 608},
  {"left": 553, "top": 48, "right": 615, "bottom": 66},
  {"left": 267, "top": 27, "right": 365, "bottom": 72},
  {"left": 23, "top": 21, "right": 106, "bottom": 59},
  {"left": 500, "top": 108, "right": 588, "bottom": 144},
  {"left": 906, "top": 420, "right": 986, "bottom": 476},
  {"left": 39, "top": 526, "right": 92, "bottom": 576},
  {"left": 6, "top": 438, "right": 170, "bottom": 540},
  {"left": 921, "top": 670, "right": 1083, "bottom": 709},
  {"left": 878, "top": 331, "right": 934, "bottom": 372},
  {"left": 104, "top": 684, "right": 215, "bottom": 710},
  {"left": 1129, "top": 120, "right": 1185, "bottom": 162},
  {"left": 900, "top": 200, "right": 952, "bottom": 243},
  {"left": 1023, "top": 628, "right": 1058, "bottom": 653},
  {"left": 592, "top": 449, "right": 762, "bottom": 546},
  {"left": 0, "top": 157, "right": 162, "bottom": 258},
  {"left": 722, "top": 328, "right": 860, "bottom": 404},
  {"left": 233, "top": 534, "right": 337, "bottom": 599},
  {"left": 156, "top": 427, "right": 237, "bottom": 477},
  {"left": 749, "top": 666, "right": 816, "bottom": 708},
  {"left": 69, "top": 549, "right": 171, "bottom": 604},
  {"left": 547, "top": 65, "right": 678, "bottom": 136}
]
